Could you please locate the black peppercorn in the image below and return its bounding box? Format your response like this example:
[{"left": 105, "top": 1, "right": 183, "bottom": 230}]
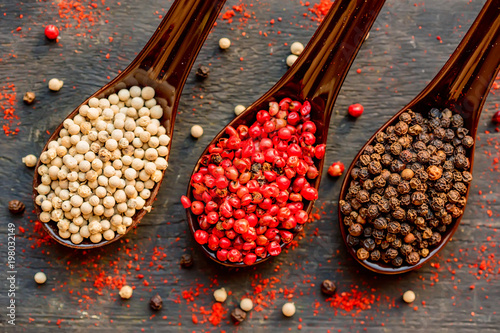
[
  {"left": 363, "top": 226, "right": 373, "bottom": 238},
  {"left": 180, "top": 254, "right": 194, "bottom": 268},
  {"left": 370, "top": 249, "right": 381, "bottom": 261},
  {"left": 400, "top": 194, "right": 411, "bottom": 206},
  {"left": 385, "top": 248, "right": 398, "bottom": 260},
  {"left": 231, "top": 308, "right": 247, "bottom": 323},
  {"left": 377, "top": 199, "right": 391, "bottom": 213},
  {"left": 456, "top": 126, "right": 469, "bottom": 138},
  {"left": 462, "top": 136, "right": 474, "bottom": 148},
  {"left": 373, "top": 175, "right": 386, "bottom": 188},
  {"left": 363, "top": 179, "right": 374, "bottom": 191},
  {"left": 390, "top": 142, "right": 403, "bottom": 155},
  {"left": 359, "top": 154, "right": 371, "bottom": 166},
  {"left": 346, "top": 234, "right": 360, "bottom": 247},
  {"left": 462, "top": 171, "right": 473, "bottom": 183},
  {"left": 357, "top": 247, "right": 370, "bottom": 260},
  {"left": 348, "top": 223, "right": 363, "bottom": 237},
  {"left": 356, "top": 190, "right": 370, "bottom": 203},
  {"left": 359, "top": 167, "right": 370, "bottom": 180},
  {"left": 392, "top": 256, "right": 403, "bottom": 267},
  {"left": 453, "top": 182, "right": 467, "bottom": 195},
  {"left": 392, "top": 207, "right": 406, "bottom": 220},
  {"left": 406, "top": 252, "right": 420, "bottom": 265},
  {"left": 8, "top": 200, "right": 25, "bottom": 214},
  {"left": 149, "top": 294, "right": 163, "bottom": 310},
  {"left": 362, "top": 238, "right": 376, "bottom": 252},
  {"left": 372, "top": 229, "right": 385, "bottom": 240},
  {"left": 373, "top": 143, "right": 386, "bottom": 155},
  {"left": 367, "top": 205, "right": 379, "bottom": 219},
  {"left": 397, "top": 181, "right": 411, "bottom": 194},
  {"left": 368, "top": 161, "right": 382, "bottom": 175},
  {"left": 376, "top": 131, "right": 386, "bottom": 143},
  {"left": 400, "top": 244, "right": 413, "bottom": 256},
  {"left": 321, "top": 280, "right": 337, "bottom": 296},
  {"left": 195, "top": 65, "right": 210, "bottom": 79}
]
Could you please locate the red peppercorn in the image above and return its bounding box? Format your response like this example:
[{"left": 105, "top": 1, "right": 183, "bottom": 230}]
[
  {"left": 181, "top": 195, "right": 192, "bottom": 208},
  {"left": 194, "top": 230, "right": 209, "bottom": 244},
  {"left": 492, "top": 110, "right": 500, "bottom": 124},
  {"left": 243, "top": 253, "right": 257, "bottom": 265},
  {"left": 191, "top": 201, "right": 205, "bottom": 215},
  {"left": 327, "top": 161, "right": 345, "bottom": 177},
  {"left": 348, "top": 103, "right": 364, "bottom": 117},
  {"left": 217, "top": 249, "right": 229, "bottom": 261},
  {"left": 267, "top": 241, "right": 282, "bottom": 256},
  {"left": 300, "top": 101, "right": 311, "bottom": 116},
  {"left": 301, "top": 187, "right": 318, "bottom": 201},
  {"left": 227, "top": 249, "right": 242, "bottom": 262},
  {"left": 44, "top": 25, "right": 59, "bottom": 40}
]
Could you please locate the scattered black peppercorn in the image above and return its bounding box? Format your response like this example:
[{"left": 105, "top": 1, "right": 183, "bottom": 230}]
[
  {"left": 180, "top": 253, "right": 194, "bottom": 268},
  {"left": 231, "top": 308, "right": 247, "bottom": 323},
  {"left": 195, "top": 65, "right": 210, "bottom": 79},
  {"left": 320, "top": 280, "right": 337, "bottom": 296},
  {"left": 23, "top": 91, "right": 36, "bottom": 104},
  {"left": 8, "top": 200, "right": 25, "bottom": 214},
  {"left": 341, "top": 108, "right": 473, "bottom": 267},
  {"left": 149, "top": 294, "right": 163, "bottom": 310}
]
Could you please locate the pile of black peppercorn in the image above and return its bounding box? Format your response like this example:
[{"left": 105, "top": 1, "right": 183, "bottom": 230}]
[{"left": 340, "top": 108, "right": 474, "bottom": 267}]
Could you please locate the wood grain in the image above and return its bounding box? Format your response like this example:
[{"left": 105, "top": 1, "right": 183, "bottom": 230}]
[{"left": 0, "top": 0, "right": 498, "bottom": 332}]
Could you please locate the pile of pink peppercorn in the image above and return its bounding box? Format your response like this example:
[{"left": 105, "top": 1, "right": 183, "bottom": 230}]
[{"left": 182, "top": 98, "right": 326, "bottom": 265}]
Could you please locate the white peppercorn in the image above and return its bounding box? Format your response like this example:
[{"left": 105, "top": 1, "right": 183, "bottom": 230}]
[
  {"left": 48, "top": 78, "right": 64, "bottom": 91},
  {"left": 22, "top": 154, "right": 37, "bottom": 167},
  {"left": 219, "top": 37, "right": 231, "bottom": 49},
  {"left": 119, "top": 285, "right": 133, "bottom": 299},
  {"left": 234, "top": 105, "right": 246, "bottom": 116},
  {"left": 191, "top": 125, "right": 203, "bottom": 138},
  {"left": 282, "top": 302, "right": 296, "bottom": 317},
  {"left": 34, "top": 272, "right": 47, "bottom": 284}
]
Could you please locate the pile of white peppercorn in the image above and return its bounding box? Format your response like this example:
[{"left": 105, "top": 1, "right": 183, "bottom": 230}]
[{"left": 35, "top": 86, "right": 170, "bottom": 245}]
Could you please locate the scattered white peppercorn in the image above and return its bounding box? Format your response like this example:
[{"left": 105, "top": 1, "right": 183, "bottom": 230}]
[
  {"left": 34, "top": 272, "right": 47, "bottom": 284},
  {"left": 191, "top": 125, "right": 203, "bottom": 138},
  {"left": 286, "top": 54, "right": 298, "bottom": 67},
  {"left": 403, "top": 290, "right": 416, "bottom": 303},
  {"left": 282, "top": 302, "right": 296, "bottom": 317},
  {"left": 234, "top": 105, "right": 246, "bottom": 116},
  {"left": 48, "top": 78, "right": 64, "bottom": 91},
  {"left": 240, "top": 298, "right": 253, "bottom": 311},
  {"left": 34, "top": 86, "right": 170, "bottom": 244},
  {"left": 219, "top": 37, "right": 231, "bottom": 49},
  {"left": 290, "top": 42, "right": 304, "bottom": 55},
  {"left": 213, "top": 288, "right": 228, "bottom": 303},
  {"left": 22, "top": 154, "right": 37, "bottom": 167},
  {"left": 119, "top": 285, "right": 133, "bottom": 299}
]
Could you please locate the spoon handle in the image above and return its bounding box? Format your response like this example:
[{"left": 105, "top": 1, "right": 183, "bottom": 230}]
[
  {"left": 136, "top": 0, "right": 226, "bottom": 87},
  {"left": 414, "top": 0, "right": 500, "bottom": 136},
  {"left": 275, "top": 0, "right": 386, "bottom": 125}
]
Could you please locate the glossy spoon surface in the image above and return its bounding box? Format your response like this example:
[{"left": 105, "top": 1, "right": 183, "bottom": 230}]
[
  {"left": 338, "top": 0, "right": 500, "bottom": 274},
  {"left": 186, "top": 0, "right": 387, "bottom": 267},
  {"left": 32, "top": 0, "right": 227, "bottom": 249}
]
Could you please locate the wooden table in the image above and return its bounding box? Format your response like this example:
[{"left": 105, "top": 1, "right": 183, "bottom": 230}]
[{"left": 1, "top": 0, "right": 498, "bottom": 331}]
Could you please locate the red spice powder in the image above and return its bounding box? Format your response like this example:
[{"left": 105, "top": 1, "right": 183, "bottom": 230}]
[
  {"left": 1, "top": 82, "right": 19, "bottom": 136},
  {"left": 325, "top": 288, "right": 375, "bottom": 313}
]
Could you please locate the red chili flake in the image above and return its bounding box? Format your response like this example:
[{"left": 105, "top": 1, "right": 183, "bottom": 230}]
[{"left": 1, "top": 82, "right": 19, "bottom": 136}]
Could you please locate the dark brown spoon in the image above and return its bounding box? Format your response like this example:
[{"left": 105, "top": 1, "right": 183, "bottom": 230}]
[
  {"left": 338, "top": 0, "right": 500, "bottom": 274},
  {"left": 186, "top": 0, "right": 387, "bottom": 267},
  {"left": 32, "top": 0, "right": 227, "bottom": 249}
]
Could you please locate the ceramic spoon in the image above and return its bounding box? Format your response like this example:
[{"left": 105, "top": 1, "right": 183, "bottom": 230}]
[
  {"left": 338, "top": 0, "right": 500, "bottom": 274},
  {"left": 32, "top": 0, "right": 227, "bottom": 249},
  {"left": 186, "top": 0, "right": 387, "bottom": 267}
]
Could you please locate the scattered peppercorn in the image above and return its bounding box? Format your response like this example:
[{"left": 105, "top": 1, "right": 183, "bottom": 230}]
[
  {"left": 219, "top": 37, "right": 231, "bottom": 49},
  {"left": 191, "top": 125, "right": 204, "bottom": 138},
  {"left": 282, "top": 302, "right": 296, "bottom": 317},
  {"left": 340, "top": 108, "right": 473, "bottom": 267},
  {"left": 34, "top": 272, "right": 47, "bottom": 284},
  {"left": 234, "top": 105, "right": 246, "bottom": 116},
  {"left": 348, "top": 103, "right": 364, "bottom": 117},
  {"left": 119, "top": 285, "right": 133, "bottom": 299},
  {"left": 290, "top": 42, "right": 304, "bottom": 55},
  {"left": 44, "top": 24, "right": 59, "bottom": 40},
  {"left": 240, "top": 298, "right": 253, "bottom": 311},
  {"left": 149, "top": 294, "right": 163, "bottom": 310},
  {"left": 328, "top": 161, "right": 345, "bottom": 177},
  {"left": 320, "top": 279, "right": 337, "bottom": 295},
  {"left": 402, "top": 290, "right": 416, "bottom": 303},
  {"left": 195, "top": 65, "right": 210, "bottom": 79},
  {"left": 8, "top": 200, "right": 25, "bottom": 214},
  {"left": 231, "top": 307, "right": 246, "bottom": 323},
  {"left": 180, "top": 253, "right": 194, "bottom": 268},
  {"left": 23, "top": 91, "right": 35, "bottom": 104},
  {"left": 48, "top": 78, "right": 63, "bottom": 91},
  {"left": 286, "top": 54, "right": 298, "bottom": 67}
]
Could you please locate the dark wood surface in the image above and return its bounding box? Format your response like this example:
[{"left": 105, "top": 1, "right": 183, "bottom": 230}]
[{"left": 1, "top": 0, "right": 499, "bottom": 332}]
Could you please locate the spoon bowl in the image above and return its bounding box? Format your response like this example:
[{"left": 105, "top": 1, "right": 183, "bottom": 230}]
[
  {"left": 32, "top": 0, "right": 227, "bottom": 249},
  {"left": 186, "top": 0, "right": 387, "bottom": 266},
  {"left": 338, "top": 0, "right": 500, "bottom": 274}
]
